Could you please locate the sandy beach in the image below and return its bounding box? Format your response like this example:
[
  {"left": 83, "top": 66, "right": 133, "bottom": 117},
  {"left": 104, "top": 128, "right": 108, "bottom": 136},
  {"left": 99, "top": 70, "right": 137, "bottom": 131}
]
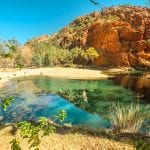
[{"left": 0, "top": 67, "right": 109, "bottom": 88}]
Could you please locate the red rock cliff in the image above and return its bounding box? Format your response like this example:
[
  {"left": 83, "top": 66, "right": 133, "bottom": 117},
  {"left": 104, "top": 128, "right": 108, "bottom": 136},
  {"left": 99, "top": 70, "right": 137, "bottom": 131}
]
[
  {"left": 52, "top": 6, "right": 150, "bottom": 68},
  {"left": 85, "top": 6, "right": 150, "bottom": 68},
  {"left": 23, "top": 6, "right": 150, "bottom": 69}
]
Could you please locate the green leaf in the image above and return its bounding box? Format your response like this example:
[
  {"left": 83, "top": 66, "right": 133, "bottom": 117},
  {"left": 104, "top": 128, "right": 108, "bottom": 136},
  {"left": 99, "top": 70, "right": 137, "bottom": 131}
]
[
  {"left": 10, "top": 138, "right": 21, "bottom": 150},
  {"left": 55, "top": 109, "right": 67, "bottom": 122}
]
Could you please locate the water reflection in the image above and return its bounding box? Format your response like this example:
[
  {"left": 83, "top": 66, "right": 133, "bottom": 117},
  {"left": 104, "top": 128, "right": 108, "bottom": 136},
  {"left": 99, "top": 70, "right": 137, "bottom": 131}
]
[
  {"left": 112, "top": 72, "right": 150, "bottom": 103},
  {"left": 0, "top": 74, "right": 149, "bottom": 128},
  {"left": 0, "top": 93, "right": 109, "bottom": 128}
]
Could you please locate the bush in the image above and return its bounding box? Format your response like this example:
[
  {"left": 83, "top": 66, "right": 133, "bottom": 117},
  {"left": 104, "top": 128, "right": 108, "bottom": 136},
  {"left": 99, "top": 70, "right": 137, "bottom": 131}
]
[
  {"left": 71, "top": 47, "right": 87, "bottom": 64},
  {"left": 57, "top": 49, "right": 73, "bottom": 65},
  {"left": 85, "top": 47, "right": 99, "bottom": 65},
  {"left": 0, "top": 96, "right": 15, "bottom": 111},
  {"left": 43, "top": 53, "right": 51, "bottom": 66},
  {"left": 15, "top": 54, "right": 25, "bottom": 69},
  {"left": 10, "top": 110, "right": 67, "bottom": 150},
  {"left": 32, "top": 54, "right": 43, "bottom": 67},
  {"left": 108, "top": 103, "right": 150, "bottom": 133},
  {"left": 31, "top": 41, "right": 74, "bottom": 66},
  {"left": 30, "top": 40, "right": 99, "bottom": 67}
]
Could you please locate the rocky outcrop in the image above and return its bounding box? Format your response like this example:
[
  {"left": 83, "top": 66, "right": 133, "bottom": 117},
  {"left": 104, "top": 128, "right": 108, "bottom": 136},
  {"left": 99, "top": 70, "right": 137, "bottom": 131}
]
[
  {"left": 22, "top": 6, "right": 150, "bottom": 69},
  {"left": 86, "top": 20, "right": 150, "bottom": 67},
  {"left": 85, "top": 6, "right": 150, "bottom": 68}
]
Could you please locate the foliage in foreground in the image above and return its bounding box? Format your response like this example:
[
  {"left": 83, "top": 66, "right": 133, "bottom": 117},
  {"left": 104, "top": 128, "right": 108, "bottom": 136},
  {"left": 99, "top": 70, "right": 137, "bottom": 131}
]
[
  {"left": 0, "top": 96, "right": 67, "bottom": 150},
  {"left": 0, "top": 94, "right": 149, "bottom": 150},
  {"left": 10, "top": 110, "right": 67, "bottom": 150},
  {"left": 0, "top": 96, "right": 15, "bottom": 111},
  {"left": 108, "top": 103, "right": 150, "bottom": 133},
  {"left": 10, "top": 139, "right": 21, "bottom": 150},
  {"left": 135, "top": 140, "right": 150, "bottom": 150}
]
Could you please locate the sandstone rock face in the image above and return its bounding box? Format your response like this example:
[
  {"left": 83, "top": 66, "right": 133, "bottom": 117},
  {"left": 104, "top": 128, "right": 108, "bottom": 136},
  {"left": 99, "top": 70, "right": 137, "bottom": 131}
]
[
  {"left": 85, "top": 6, "right": 150, "bottom": 68},
  {"left": 51, "top": 6, "right": 150, "bottom": 68},
  {"left": 86, "top": 22, "right": 123, "bottom": 53},
  {"left": 22, "top": 6, "right": 150, "bottom": 69}
]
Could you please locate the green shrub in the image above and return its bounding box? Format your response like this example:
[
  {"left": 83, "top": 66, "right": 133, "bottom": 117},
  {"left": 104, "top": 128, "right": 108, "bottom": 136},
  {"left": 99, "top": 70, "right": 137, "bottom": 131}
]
[
  {"left": 43, "top": 53, "right": 51, "bottom": 66},
  {"left": 10, "top": 109, "right": 67, "bottom": 150},
  {"left": 0, "top": 96, "right": 67, "bottom": 150},
  {"left": 57, "top": 49, "right": 73, "bottom": 65},
  {"left": 71, "top": 47, "right": 86, "bottom": 63},
  {"left": 0, "top": 96, "right": 15, "bottom": 111},
  {"left": 135, "top": 140, "right": 150, "bottom": 150},
  {"left": 10, "top": 139, "right": 21, "bottom": 150},
  {"left": 30, "top": 40, "right": 99, "bottom": 66},
  {"left": 32, "top": 54, "right": 43, "bottom": 67}
]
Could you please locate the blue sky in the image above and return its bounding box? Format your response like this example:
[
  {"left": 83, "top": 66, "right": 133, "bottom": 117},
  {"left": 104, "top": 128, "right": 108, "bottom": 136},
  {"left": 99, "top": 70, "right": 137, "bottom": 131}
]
[{"left": 0, "top": 0, "right": 149, "bottom": 44}]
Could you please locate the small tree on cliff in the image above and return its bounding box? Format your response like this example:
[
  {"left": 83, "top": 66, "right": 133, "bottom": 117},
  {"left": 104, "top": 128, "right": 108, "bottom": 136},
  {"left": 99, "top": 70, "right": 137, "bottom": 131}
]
[{"left": 85, "top": 47, "right": 99, "bottom": 65}]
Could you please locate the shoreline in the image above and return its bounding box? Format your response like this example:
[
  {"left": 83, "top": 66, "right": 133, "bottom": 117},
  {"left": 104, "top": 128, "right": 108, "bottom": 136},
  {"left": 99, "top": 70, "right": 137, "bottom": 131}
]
[{"left": 0, "top": 67, "right": 109, "bottom": 88}]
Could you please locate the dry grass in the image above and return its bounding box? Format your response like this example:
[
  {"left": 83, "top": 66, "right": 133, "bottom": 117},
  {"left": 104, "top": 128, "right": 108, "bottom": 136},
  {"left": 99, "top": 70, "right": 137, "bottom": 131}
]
[
  {"left": 0, "top": 125, "right": 135, "bottom": 150},
  {"left": 108, "top": 103, "right": 150, "bottom": 133}
]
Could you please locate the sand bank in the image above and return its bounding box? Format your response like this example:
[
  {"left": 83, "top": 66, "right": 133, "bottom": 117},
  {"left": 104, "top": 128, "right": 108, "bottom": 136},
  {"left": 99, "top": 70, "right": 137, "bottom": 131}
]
[{"left": 0, "top": 67, "right": 109, "bottom": 88}]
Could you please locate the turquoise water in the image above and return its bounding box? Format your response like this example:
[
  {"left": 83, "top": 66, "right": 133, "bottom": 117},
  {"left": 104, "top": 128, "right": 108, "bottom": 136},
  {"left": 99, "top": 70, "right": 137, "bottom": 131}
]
[
  {"left": 0, "top": 75, "right": 148, "bottom": 128},
  {"left": 0, "top": 94, "right": 109, "bottom": 128}
]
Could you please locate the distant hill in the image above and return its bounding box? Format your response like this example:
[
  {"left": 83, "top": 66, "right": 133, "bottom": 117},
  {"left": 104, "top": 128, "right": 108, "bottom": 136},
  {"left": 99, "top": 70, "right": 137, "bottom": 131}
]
[{"left": 22, "top": 5, "right": 150, "bottom": 69}]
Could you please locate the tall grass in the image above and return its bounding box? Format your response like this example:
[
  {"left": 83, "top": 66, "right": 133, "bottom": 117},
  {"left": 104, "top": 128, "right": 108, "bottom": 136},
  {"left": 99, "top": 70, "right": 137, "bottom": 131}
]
[{"left": 108, "top": 103, "right": 150, "bottom": 133}]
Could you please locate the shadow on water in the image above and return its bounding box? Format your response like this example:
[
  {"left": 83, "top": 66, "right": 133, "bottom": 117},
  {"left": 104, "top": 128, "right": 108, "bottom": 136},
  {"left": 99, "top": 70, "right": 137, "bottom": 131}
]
[{"left": 111, "top": 72, "right": 150, "bottom": 103}]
